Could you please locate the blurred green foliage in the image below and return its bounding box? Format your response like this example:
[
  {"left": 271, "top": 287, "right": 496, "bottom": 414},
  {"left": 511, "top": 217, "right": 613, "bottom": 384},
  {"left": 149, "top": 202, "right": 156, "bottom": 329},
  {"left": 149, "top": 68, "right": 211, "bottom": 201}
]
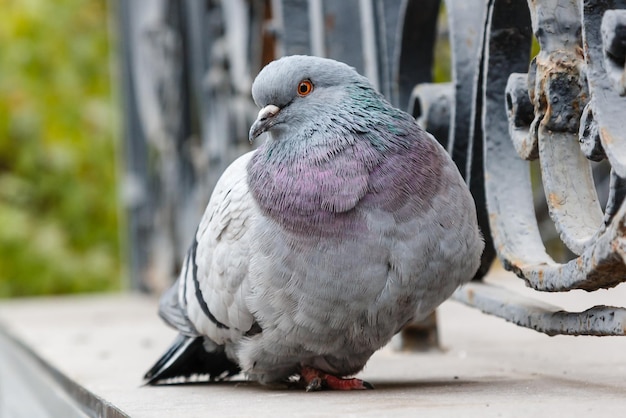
[
  {"left": 434, "top": 5, "right": 451, "bottom": 83},
  {"left": 0, "top": 0, "right": 122, "bottom": 297}
]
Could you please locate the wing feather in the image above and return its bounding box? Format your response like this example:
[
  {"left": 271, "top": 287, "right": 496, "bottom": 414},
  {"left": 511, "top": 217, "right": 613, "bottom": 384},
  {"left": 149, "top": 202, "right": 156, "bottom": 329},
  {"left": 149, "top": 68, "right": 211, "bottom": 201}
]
[{"left": 160, "top": 152, "right": 258, "bottom": 345}]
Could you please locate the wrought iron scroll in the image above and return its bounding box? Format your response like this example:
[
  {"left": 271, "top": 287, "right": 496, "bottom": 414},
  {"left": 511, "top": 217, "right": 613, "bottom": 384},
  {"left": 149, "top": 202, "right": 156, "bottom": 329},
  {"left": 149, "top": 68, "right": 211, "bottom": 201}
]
[{"left": 451, "top": 0, "right": 626, "bottom": 335}]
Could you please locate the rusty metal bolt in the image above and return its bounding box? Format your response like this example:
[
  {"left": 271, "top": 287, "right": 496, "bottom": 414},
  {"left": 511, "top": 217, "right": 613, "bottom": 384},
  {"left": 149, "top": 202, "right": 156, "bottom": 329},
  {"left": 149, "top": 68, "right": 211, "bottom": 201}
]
[
  {"left": 531, "top": 49, "right": 589, "bottom": 134},
  {"left": 505, "top": 72, "right": 538, "bottom": 160},
  {"left": 506, "top": 73, "right": 535, "bottom": 128}
]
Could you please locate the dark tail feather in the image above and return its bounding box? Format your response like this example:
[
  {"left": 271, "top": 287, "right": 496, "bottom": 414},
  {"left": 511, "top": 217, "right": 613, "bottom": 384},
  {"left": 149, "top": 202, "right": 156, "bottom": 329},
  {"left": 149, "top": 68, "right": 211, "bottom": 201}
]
[{"left": 144, "top": 335, "right": 240, "bottom": 385}]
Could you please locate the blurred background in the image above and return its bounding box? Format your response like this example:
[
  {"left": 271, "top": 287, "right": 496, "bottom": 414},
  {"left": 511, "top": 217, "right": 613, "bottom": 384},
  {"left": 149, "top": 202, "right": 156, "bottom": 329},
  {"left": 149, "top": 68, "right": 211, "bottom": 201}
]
[
  {"left": 1, "top": 0, "right": 573, "bottom": 299},
  {"left": 0, "top": 0, "right": 122, "bottom": 296}
]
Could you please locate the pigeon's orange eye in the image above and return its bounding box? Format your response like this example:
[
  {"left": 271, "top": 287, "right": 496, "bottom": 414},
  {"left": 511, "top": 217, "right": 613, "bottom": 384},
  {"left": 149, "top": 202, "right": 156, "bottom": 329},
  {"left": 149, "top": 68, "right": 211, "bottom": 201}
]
[{"left": 297, "top": 80, "right": 314, "bottom": 96}]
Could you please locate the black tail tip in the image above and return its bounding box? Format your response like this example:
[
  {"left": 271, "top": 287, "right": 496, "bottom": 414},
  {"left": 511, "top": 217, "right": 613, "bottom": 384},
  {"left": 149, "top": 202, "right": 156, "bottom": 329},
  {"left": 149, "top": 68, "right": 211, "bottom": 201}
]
[{"left": 144, "top": 335, "right": 240, "bottom": 385}]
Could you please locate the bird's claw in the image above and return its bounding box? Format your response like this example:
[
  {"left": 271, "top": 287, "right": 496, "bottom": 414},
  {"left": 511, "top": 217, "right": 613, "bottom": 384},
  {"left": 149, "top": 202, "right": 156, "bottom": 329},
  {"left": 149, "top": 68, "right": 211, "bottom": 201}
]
[
  {"left": 300, "top": 366, "right": 374, "bottom": 391},
  {"left": 305, "top": 376, "right": 323, "bottom": 392}
]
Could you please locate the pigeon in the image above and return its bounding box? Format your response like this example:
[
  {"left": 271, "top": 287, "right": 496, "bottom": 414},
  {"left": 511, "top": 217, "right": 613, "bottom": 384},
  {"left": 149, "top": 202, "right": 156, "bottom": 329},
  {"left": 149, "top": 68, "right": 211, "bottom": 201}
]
[{"left": 144, "top": 55, "right": 484, "bottom": 391}]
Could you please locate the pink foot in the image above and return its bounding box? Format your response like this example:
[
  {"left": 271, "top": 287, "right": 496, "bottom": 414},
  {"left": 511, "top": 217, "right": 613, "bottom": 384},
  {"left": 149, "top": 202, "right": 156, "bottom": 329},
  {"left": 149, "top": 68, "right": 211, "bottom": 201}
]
[{"left": 300, "top": 366, "right": 374, "bottom": 391}]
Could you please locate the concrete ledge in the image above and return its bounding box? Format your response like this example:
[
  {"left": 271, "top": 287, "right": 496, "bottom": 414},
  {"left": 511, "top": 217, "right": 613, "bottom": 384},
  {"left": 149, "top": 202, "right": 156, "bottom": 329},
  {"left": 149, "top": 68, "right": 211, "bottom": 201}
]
[
  {"left": 0, "top": 330, "right": 128, "bottom": 418},
  {"left": 1, "top": 269, "right": 626, "bottom": 417}
]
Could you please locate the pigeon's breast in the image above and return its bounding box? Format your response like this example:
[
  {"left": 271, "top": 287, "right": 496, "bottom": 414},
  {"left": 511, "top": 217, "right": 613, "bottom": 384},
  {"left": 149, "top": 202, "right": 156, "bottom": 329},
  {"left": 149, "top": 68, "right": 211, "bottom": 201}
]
[
  {"left": 247, "top": 144, "right": 372, "bottom": 238},
  {"left": 360, "top": 137, "right": 446, "bottom": 217}
]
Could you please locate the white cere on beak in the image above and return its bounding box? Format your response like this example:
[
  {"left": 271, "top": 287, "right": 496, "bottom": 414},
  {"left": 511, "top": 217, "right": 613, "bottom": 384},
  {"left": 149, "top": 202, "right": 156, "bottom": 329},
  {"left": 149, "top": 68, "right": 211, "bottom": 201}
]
[{"left": 257, "top": 104, "right": 280, "bottom": 121}]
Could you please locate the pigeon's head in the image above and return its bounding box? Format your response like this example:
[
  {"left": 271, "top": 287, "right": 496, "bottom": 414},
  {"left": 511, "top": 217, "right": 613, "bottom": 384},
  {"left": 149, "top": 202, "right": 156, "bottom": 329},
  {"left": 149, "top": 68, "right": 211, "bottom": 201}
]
[{"left": 249, "top": 55, "right": 371, "bottom": 142}]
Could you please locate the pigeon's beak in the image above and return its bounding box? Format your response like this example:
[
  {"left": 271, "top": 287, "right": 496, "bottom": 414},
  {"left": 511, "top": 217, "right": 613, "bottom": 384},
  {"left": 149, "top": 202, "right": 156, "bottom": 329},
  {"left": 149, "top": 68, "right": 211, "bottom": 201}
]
[{"left": 249, "top": 104, "right": 280, "bottom": 142}]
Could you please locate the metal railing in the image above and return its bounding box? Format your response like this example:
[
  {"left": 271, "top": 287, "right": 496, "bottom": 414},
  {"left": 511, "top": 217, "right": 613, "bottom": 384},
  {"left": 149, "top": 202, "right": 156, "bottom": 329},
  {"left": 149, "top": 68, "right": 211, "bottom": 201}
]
[{"left": 119, "top": 0, "right": 626, "bottom": 336}]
